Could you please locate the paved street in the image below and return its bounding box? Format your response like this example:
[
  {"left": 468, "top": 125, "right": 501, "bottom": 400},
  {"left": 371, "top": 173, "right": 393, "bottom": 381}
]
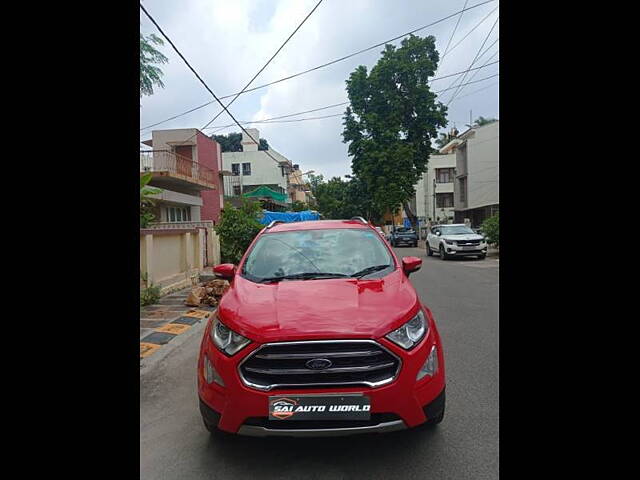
[{"left": 140, "top": 246, "right": 499, "bottom": 480}]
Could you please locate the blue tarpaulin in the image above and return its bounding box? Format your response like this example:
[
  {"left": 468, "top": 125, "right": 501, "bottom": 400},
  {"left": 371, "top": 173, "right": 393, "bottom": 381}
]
[{"left": 259, "top": 210, "right": 320, "bottom": 225}]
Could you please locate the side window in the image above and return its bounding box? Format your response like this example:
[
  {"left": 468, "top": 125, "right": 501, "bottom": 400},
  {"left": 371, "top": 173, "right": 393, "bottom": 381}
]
[
  {"left": 231, "top": 163, "right": 240, "bottom": 176},
  {"left": 242, "top": 162, "right": 251, "bottom": 176}
]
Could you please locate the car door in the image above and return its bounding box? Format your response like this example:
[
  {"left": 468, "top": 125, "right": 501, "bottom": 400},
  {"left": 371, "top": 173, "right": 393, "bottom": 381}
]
[{"left": 432, "top": 227, "right": 443, "bottom": 249}]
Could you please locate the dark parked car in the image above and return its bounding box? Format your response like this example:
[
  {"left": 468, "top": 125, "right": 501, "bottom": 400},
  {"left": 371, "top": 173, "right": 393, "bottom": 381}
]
[{"left": 389, "top": 227, "right": 418, "bottom": 247}]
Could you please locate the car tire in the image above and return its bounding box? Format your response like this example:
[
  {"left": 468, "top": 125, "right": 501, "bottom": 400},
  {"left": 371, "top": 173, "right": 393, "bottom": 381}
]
[
  {"left": 413, "top": 242, "right": 418, "bottom": 248},
  {"left": 479, "top": 253, "right": 486, "bottom": 260},
  {"left": 426, "top": 243, "right": 433, "bottom": 256},
  {"left": 439, "top": 245, "right": 448, "bottom": 260}
]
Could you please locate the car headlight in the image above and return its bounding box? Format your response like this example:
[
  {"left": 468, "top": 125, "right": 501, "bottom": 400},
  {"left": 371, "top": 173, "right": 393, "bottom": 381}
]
[
  {"left": 386, "top": 310, "right": 427, "bottom": 349},
  {"left": 210, "top": 315, "right": 251, "bottom": 356},
  {"left": 417, "top": 345, "right": 439, "bottom": 380},
  {"left": 444, "top": 239, "right": 456, "bottom": 245}
]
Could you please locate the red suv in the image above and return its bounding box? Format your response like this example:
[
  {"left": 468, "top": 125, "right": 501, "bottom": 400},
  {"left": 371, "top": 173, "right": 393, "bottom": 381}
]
[{"left": 198, "top": 218, "right": 445, "bottom": 437}]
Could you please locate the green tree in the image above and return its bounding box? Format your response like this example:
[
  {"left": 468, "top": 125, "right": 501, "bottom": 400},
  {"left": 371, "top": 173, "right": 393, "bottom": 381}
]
[
  {"left": 215, "top": 199, "right": 264, "bottom": 264},
  {"left": 140, "top": 33, "right": 168, "bottom": 98},
  {"left": 311, "top": 175, "right": 383, "bottom": 222},
  {"left": 140, "top": 172, "right": 162, "bottom": 228},
  {"left": 211, "top": 132, "right": 269, "bottom": 152},
  {"left": 342, "top": 34, "right": 448, "bottom": 232},
  {"left": 473, "top": 116, "right": 498, "bottom": 127},
  {"left": 481, "top": 212, "right": 499, "bottom": 246},
  {"left": 291, "top": 200, "right": 308, "bottom": 212}
]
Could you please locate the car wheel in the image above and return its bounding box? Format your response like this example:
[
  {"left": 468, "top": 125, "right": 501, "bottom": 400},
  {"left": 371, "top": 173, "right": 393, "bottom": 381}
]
[
  {"left": 439, "top": 245, "right": 448, "bottom": 260},
  {"left": 479, "top": 253, "right": 486, "bottom": 260},
  {"left": 413, "top": 242, "right": 418, "bottom": 248},
  {"left": 426, "top": 243, "right": 433, "bottom": 256}
]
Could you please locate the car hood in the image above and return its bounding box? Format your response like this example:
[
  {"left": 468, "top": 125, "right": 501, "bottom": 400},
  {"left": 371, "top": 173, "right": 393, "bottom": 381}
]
[
  {"left": 217, "top": 268, "right": 419, "bottom": 344},
  {"left": 442, "top": 234, "right": 484, "bottom": 241}
]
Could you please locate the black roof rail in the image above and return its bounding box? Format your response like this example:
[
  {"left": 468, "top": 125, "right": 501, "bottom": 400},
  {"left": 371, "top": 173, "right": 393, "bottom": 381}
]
[
  {"left": 266, "top": 220, "right": 285, "bottom": 229},
  {"left": 350, "top": 216, "right": 368, "bottom": 224}
]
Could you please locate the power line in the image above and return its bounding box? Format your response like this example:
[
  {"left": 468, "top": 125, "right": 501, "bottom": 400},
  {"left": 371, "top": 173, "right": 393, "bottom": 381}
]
[
  {"left": 140, "top": 0, "right": 497, "bottom": 132},
  {"left": 198, "top": 74, "right": 500, "bottom": 134},
  {"left": 440, "top": 0, "right": 469, "bottom": 68},
  {"left": 448, "top": 47, "right": 498, "bottom": 103},
  {"left": 441, "top": 4, "right": 499, "bottom": 62},
  {"left": 139, "top": 3, "right": 298, "bottom": 167},
  {"left": 446, "top": 14, "right": 499, "bottom": 106},
  {"left": 196, "top": 0, "right": 325, "bottom": 135},
  {"left": 452, "top": 80, "right": 498, "bottom": 101},
  {"left": 140, "top": 60, "right": 499, "bottom": 140}
]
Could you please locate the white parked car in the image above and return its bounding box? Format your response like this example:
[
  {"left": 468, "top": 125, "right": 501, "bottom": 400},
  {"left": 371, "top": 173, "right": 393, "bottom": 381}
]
[{"left": 426, "top": 224, "right": 488, "bottom": 260}]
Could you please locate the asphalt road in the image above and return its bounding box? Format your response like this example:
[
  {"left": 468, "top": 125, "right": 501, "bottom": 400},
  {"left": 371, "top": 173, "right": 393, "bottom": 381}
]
[{"left": 140, "top": 247, "right": 499, "bottom": 480}]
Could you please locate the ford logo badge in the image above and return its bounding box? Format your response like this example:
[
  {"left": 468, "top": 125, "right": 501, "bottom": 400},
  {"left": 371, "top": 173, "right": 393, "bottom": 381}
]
[{"left": 305, "top": 358, "right": 333, "bottom": 370}]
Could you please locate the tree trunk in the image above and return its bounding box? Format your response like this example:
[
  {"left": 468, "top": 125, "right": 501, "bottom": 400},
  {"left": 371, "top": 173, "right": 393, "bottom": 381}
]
[{"left": 402, "top": 202, "right": 418, "bottom": 233}]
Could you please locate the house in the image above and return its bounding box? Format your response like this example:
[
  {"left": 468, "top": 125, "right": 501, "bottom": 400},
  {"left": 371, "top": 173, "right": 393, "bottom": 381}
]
[
  {"left": 288, "top": 164, "right": 314, "bottom": 205},
  {"left": 409, "top": 151, "right": 457, "bottom": 227},
  {"left": 140, "top": 128, "right": 225, "bottom": 224},
  {"left": 140, "top": 128, "right": 225, "bottom": 290},
  {"left": 448, "top": 121, "right": 499, "bottom": 226},
  {"left": 221, "top": 128, "right": 294, "bottom": 210}
]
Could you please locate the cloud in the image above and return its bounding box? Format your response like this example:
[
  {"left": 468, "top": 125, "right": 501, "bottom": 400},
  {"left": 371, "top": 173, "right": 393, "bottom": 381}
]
[{"left": 140, "top": 0, "right": 499, "bottom": 179}]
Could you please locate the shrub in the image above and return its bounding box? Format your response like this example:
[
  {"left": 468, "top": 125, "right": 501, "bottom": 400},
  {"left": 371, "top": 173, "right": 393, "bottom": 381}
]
[
  {"left": 140, "top": 271, "right": 161, "bottom": 306},
  {"left": 215, "top": 199, "right": 264, "bottom": 264},
  {"left": 481, "top": 213, "right": 499, "bottom": 247}
]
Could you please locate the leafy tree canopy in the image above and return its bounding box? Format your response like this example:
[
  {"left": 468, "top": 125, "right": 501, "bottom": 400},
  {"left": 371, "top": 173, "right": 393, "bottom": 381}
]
[
  {"left": 211, "top": 132, "right": 269, "bottom": 152},
  {"left": 342, "top": 34, "right": 448, "bottom": 230},
  {"left": 215, "top": 199, "right": 264, "bottom": 264},
  {"left": 310, "top": 175, "right": 383, "bottom": 223},
  {"left": 140, "top": 33, "right": 168, "bottom": 98}
]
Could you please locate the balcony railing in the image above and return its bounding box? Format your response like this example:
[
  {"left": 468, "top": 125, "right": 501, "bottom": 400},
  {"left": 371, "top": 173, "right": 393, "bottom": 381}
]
[
  {"left": 147, "top": 220, "right": 215, "bottom": 230},
  {"left": 140, "top": 150, "right": 216, "bottom": 185}
]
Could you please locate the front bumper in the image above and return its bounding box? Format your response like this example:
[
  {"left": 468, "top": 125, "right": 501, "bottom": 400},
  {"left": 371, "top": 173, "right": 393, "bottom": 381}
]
[
  {"left": 198, "top": 323, "right": 445, "bottom": 436},
  {"left": 443, "top": 243, "right": 487, "bottom": 256},
  {"left": 393, "top": 237, "right": 418, "bottom": 245}
]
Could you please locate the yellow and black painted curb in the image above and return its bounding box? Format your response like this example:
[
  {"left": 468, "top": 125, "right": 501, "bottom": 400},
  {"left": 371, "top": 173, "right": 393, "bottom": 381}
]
[{"left": 140, "top": 309, "right": 214, "bottom": 359}]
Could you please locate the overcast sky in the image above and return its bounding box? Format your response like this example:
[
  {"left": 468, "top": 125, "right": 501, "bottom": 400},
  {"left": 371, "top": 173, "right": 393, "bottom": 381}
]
[{"left": 140, "top": 0, "right": 499, "bottom": 180}]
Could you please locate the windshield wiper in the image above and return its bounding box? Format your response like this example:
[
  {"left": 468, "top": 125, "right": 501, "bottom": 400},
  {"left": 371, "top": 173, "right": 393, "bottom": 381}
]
[
  {"left": 351, "top": 264, "right": 392, "bottom": 279},
  {"left": 257, "top": 272, "right": 348, "bottom": 283}
]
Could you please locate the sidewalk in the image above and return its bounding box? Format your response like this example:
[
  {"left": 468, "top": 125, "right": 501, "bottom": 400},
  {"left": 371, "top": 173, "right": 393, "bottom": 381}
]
[{"left": 140, "top": 286, "right": 216, "bottom": 362}]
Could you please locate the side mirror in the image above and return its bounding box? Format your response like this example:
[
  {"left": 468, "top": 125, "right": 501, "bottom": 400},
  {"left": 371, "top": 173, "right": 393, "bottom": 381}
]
[
  {"left": 214, "top": 263, "right": 236, "bottom": 280},
  {"left": 402, "top": 256, "right": 422, "bottom": 276},
  {"left": 436, "top": 231, "right": 441, "bottom": 236}
]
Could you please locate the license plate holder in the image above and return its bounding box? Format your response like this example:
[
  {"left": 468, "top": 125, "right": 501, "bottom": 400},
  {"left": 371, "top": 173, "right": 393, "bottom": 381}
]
[{"left": 269, "top": 394, "right": 371, "bottom": 421}]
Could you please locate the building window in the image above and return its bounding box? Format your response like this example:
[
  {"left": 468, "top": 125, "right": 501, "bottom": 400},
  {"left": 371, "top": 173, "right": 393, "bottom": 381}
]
[
  {"left": 231, "top": 163, "right": 240, "bottom": 176},
  {"left": 242, "top": 162, "right": 251, "bottom": 176},
  {"left": 233, "top": 185, "right": 241, "bottom": 196},
  {"left": 435, "top": 168, "right": 455, "bottom": 183},
  {"left": 436, "top": 193, "right": 454, "bottom": 208},
  {"left": 166, "top": 207, "right": 191, "bottom": 222},
  {"left": 459, "top": 178, "right": 467, "bottom": 203}
]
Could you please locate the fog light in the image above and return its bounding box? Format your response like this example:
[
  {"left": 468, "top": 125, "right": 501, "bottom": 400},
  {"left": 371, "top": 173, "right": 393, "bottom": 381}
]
[
  {"left": 204, "top": 355, "right": 224, "bottom": 386},
  {"left": 417, "top": 345, "right": 439, "bottom": 380}
]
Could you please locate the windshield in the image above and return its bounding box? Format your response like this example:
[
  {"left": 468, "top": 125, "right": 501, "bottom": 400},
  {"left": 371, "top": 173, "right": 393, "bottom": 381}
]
[
  {"left": 242, "top": 228, "right": 394, "bottom": 282},
  {"left": 440, "top": 225, "right": 475, "bottom": 235},
  {"left": 396, "top": 227, "right": 414, "bottom": 233}
]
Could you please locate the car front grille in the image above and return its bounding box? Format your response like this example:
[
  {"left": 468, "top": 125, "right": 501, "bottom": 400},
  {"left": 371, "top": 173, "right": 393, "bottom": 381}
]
[
  {"left": 239, "top": 340, "right": 401, "bottom": 391},
  {"left": 456, "top": 239, "right": 481, "bottom": 245}
]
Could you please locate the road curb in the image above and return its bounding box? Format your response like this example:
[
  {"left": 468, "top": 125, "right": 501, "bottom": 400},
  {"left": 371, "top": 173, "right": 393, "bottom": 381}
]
[{"left": 140, "top": 313, "right": 210, "bottom": 377}]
